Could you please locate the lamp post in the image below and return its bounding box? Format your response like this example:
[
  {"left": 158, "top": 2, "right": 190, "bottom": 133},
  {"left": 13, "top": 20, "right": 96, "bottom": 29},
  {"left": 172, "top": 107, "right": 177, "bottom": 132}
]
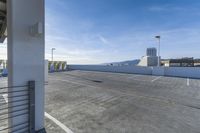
[
  {"left": 155, "top": 36, "right": 161, "bottom": 67},
  {"left": 51, "top": 48, "right": 56, "bottom": 62}
]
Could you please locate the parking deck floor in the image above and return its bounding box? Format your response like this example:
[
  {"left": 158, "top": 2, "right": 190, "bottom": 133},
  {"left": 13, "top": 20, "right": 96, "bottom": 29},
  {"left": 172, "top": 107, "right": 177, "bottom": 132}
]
[
  {"left": 1, "top": 70, "right": 200, "bottom": 133},
  {"left": 45, "top": 70, "right": 200, "bottom": 133}
]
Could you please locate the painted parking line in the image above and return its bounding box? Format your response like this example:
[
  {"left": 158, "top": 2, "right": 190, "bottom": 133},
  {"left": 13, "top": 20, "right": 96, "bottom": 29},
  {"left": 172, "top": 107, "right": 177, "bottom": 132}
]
[
  {"left": 151, "top": 76, "right": 162, "bottom": 82},
  {"left": 127, "top": 75, "right": 141, "bottom": 79},
  {"left": 45, "top": 112, "right": 73, "bottom": 133},
  {"left": 187, "top": 78, "right": 190, "bottom": 86},
  {"left": 2, "top": 94, "right": 8, "bottom": 103}
]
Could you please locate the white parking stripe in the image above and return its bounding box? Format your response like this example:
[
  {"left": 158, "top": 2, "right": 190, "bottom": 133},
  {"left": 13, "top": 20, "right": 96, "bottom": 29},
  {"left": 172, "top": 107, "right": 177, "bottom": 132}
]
[
  {"left": 2, "top": 94, "right": 8, "bottom": 103},
  {"left": 187, "top": 78, "right": 190, "bottom": 86},
  {"left": 127, "top": 75, "right": 141, "bottom": 79},
  {"left": 45, "top": 112, "right": 73, "bottom": 133},
  {"left": 151, "top": 76, "right": 162, "bottom": 82}
]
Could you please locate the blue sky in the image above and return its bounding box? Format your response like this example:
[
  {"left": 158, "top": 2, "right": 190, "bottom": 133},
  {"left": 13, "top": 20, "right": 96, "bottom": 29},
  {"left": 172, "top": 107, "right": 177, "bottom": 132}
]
[{"left": 1, "top": 0, "right": 200, "bottom": 64}]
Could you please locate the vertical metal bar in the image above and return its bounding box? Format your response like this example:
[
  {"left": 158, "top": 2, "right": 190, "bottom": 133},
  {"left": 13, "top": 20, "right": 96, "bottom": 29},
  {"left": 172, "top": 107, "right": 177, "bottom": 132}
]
[
  {"left": 158, "top": 38, "right": 160, "bottom": 67},
  {"left": 28, "top": 81, "right": 35, "bottom": 133}
]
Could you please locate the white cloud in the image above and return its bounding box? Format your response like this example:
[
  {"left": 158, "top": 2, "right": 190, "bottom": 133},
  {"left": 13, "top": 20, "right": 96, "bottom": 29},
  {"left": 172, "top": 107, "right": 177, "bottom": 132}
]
[
  {"left": 45, "top": 48, "right": 104, "bottom": 64},
  {"left": 148, "top": 6, "right": 168, "bottom": 12},
  {"left": 148, "top": 4, "right": 200, "bottom": 14},
  {"left": 148, "top": 5, "right": 184, "bottom": 12},
  {"left": 98, "top": 35, "right": 109, "bottom": 44}
]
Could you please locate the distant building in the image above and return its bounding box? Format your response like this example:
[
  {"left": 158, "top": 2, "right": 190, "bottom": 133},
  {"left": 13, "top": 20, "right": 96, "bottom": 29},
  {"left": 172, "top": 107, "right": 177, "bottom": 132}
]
[
  {"left": 194, "top": 59, "right": 200, "bottom": 67},
  {"left": 138, "top": 47, "right": 160, "bottom": 67},
  {"left": 146, "top": 47, "right": 157, "bottom": 56},
  {"left": 162, "top": 58, "right": 195, "bottom": 67}
]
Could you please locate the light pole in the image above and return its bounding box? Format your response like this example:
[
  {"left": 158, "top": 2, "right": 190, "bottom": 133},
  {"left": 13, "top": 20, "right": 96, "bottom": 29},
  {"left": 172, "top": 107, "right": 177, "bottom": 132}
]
[
  {"left": 155, "top": 36, "right": 161, "bottom": 67},
  {"left": 51, "top": 48, "right": 56, "bottom": 61}
]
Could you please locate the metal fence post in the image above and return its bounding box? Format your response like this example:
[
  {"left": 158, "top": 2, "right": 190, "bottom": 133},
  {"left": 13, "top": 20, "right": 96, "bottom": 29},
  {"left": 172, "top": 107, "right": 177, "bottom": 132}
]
[{"left": 28, "top": 81, "right": 35, "bottom": 133}]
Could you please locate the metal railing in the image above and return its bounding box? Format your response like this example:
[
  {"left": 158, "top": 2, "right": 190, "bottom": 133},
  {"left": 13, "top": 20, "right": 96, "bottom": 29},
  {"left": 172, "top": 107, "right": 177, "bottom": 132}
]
[{"left": 0, "top": 81, "right": 35, "bottom": 133}]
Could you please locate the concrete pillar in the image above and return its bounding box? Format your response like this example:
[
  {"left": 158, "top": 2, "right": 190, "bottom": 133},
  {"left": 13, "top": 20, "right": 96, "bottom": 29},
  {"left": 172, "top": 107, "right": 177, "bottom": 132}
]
[
  {"left": 7, "top": 0, "right": 45, "bottom": 131},
  {"left": 45, "top": 60, "right": 48, "bottom": 82}
]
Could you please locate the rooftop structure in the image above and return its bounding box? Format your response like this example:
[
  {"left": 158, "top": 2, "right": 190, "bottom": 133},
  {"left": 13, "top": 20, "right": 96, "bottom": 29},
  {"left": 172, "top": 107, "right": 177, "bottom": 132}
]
[
  {"left": 146, "top": 47, "right": 157, "bottom": 57},
  {"left": 162, "top": 57, "right": 196, "bottom": 67},
  {"left": 138, "top": 48, "right": 159, "bottom": 66}
]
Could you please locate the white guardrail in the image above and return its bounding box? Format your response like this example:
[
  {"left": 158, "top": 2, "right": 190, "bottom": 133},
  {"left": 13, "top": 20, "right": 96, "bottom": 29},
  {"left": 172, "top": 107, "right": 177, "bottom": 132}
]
[{"left": 68, "top": 65, "right": 200, "bottom": 79}]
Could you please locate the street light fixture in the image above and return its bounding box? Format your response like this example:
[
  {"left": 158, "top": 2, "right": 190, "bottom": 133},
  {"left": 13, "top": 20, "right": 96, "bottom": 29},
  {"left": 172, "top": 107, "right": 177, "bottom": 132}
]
[
  {"left": 51, "top": 48, "right": 56, "bottom": 62},
  {"left": 155, "top": 35, "right": 161, "bottom": 67}
]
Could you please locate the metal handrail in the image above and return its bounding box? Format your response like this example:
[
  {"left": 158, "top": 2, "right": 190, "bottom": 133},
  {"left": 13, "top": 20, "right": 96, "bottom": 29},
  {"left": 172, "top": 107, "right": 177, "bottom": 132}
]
[
  {"left": 0, "top": 89, "right": 28, "bottom": 94},
  {"left": 0, "top": 111, "right": 28, "bottom": 121},
  {"left": 6, "top": 94, "right": 29, "bottom": 99},
  {"left": 13, "top": 129, "right": 29, "bottom": 133},
  {"left": 0, "top": 103, "right": 28, "bottom": 111},
  {"left": 0, "top": 85, "right": 28, "bottom": 90},
  {"left": 0, "top": 121, "right": 28, "bottom": 131},
  {"left": 0, "top": 94, "right": 29, "bottom": 103},
  {"left": 0, "top": 81, "right": 35, "bottom": 133},
  {"left": 0, "top": 98, "right": 29, "bottom": 106},
  {"left": 0, "top": 107, "right": 28, "bottom": 116},
  {"left": 8, "top": 124, "right": 29, "bottom": 133}
]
